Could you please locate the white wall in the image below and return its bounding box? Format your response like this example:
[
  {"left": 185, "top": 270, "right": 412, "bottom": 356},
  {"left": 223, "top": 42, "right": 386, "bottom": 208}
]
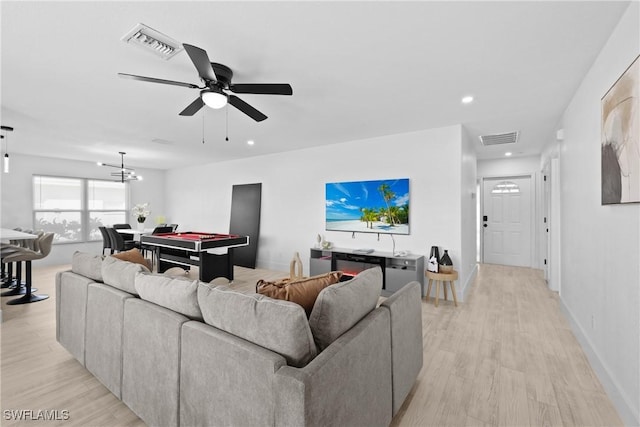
[
  {"left": 477, "top": 155, "right": 541, "bottom": 178},
  {"left": 548, "top": 2, "right": 639, "bottom": 424},
  {"left": 460, "top": 125, "right": 479, "bottom": 295},
  {"left": 0, "top": 153, "right": 166, "bottom": 266},
  {"left": 166, "top": 124, "right": 476, "bottom": 297}
]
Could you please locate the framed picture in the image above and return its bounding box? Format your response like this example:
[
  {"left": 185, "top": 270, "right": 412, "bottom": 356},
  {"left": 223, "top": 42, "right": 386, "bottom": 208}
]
[{"left": 601, "top": 54, "right": 639, "bottom": 205}]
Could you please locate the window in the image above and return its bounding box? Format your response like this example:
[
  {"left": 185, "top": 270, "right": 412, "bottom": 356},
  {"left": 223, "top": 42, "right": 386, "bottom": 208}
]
[
  {"left": 491, "top": 181, "right": 521, "bottom": 194},
  {"left": 87, "top": 180, "right": 127, "bottom": 240},
  {"left": 33, "top": 176, "right": 127, "bottom": 243}
]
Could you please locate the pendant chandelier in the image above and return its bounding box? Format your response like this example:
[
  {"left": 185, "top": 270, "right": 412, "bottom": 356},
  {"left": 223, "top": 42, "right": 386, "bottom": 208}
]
[
  {"left": 97, "top": 152, "right": 142, "bottom": 183},
  {"left": 1, "top": 125, "right": 13, "bottom": 174}
]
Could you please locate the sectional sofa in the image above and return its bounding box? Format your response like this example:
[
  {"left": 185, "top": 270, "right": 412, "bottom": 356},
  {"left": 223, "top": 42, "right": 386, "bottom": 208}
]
[{"left": 56, "top": 252, "right": 423, "bottom": 426}]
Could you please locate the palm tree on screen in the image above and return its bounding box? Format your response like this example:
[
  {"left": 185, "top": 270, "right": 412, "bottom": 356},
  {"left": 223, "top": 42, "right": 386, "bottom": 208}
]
[{"left": 378, "top": 184, "right": 396, "bottom": 225}]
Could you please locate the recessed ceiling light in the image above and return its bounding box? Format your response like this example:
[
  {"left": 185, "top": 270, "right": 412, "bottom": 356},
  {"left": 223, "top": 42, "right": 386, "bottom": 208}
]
[
  {"left": 461, "top": 96, "right": 474, "bottom": 104},
  {"left": 505, "top": 152, "right": 513, "bottom": 157},
  {"left": 247, "top": 140, "right": 255, "bottom": 146}
]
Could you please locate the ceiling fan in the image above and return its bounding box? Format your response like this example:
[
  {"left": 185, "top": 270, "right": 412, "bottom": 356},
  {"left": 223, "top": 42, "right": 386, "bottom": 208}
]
[{"left": 118, "top": 43, "right": 293, "bottom": 122}]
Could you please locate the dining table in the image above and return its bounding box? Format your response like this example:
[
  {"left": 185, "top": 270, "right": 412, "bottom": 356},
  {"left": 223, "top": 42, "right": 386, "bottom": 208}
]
[
  {"left": 116, "top": 228, "right": 154, "bottom": 242},
  {"left": 1, "top": 228, "right": 38, "bottom": 242}
]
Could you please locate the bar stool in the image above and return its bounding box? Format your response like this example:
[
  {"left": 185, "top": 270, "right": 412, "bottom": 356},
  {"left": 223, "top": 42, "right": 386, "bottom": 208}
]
[
  {"left": 3, "top": 232, "right": 54, "bottom": 304},
  {"left": 425, "top": 269, "right": 458, "bottom": 307}
]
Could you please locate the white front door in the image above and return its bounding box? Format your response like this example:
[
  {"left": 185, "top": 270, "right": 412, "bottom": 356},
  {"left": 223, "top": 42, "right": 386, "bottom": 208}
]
[{"left": 482, "top": 176, "right": 532, "bottom": 267}]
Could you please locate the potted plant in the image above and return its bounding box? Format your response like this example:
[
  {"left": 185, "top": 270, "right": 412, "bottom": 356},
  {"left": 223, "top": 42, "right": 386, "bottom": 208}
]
[{"left": 132, "top": 203, "right": 151, "bottom": 230}]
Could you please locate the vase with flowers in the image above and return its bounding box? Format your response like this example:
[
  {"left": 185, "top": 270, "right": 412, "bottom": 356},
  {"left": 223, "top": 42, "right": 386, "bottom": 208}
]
[{"left": 132, "top": 203, "right": 151, "bottom": 230}]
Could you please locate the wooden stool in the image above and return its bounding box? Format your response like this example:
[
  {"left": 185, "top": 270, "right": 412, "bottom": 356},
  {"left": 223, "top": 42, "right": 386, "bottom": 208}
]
[{"left": 425, "top": 270, "right": 458, "bottom": 307}]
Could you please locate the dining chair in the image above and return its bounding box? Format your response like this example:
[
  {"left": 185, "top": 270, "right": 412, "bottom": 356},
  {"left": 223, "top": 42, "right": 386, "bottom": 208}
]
[
  {"left": 106, "top": 228, "right": 137, "bottom": 253},
  {"left": 151, "top": 226, "right": 174, "bottom": 234},
  {"left": 98, "top": 226, "right": 112, "bottom": 255},
  {"left": 141, "top": 226, "right": 174, "bottom": 269}
]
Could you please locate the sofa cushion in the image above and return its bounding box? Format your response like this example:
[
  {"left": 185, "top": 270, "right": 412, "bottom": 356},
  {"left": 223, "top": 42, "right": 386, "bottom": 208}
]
[
  {"left": 197, "top": 283, "right": 317, "bottom": 367},
  {"left": 111, "top": 248, "right": 151, "bottom": 270},
  {"left": 71, "top": 251, "right": 104, "bottom": 282},
  {"left": 134, "top": 272, "right": 202, "bottom": 320},
  {"left": 256, "top": 271, "right": 343, "bottom": 316},
  {"left": 101, "top": 256, "right": 149, "bottom": 295},
  {"left": 309, "top": 267, "right": 382, "bottom": 351}
]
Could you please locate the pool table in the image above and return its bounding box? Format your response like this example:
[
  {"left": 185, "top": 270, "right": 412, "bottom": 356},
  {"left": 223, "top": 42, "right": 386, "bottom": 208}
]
[{"left": 140, "top": 232, "right": 249, "bottom": 282}]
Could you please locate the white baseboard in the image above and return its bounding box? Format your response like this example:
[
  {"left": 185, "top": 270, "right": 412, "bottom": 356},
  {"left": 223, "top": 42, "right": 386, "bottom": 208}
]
[{"left": 560, "top": 299, "right": 640, "bottom": 427}]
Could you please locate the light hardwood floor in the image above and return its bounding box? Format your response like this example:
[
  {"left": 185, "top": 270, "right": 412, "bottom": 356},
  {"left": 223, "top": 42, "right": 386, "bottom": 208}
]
[{"left": 1, "top": 263, "right": 622, "bottom": 426}]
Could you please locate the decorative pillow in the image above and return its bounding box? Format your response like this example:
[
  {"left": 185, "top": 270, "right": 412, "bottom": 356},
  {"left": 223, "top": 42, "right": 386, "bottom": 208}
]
[
  {"left": 134, "top": 272, "right": 202, "bottom": 320},
  {"left": 111, "top": 248, "right": 151, "bottom": 270},
  {"left": 256, "top": 271, "right": 343, "bottom": 316},
  {"left": 71, "top": 251, "right": 104, "bottom": 282},
  {"left": 101, "top": 255, "right": 149, "bottom": 295},
  {"left": 197, "top": 282, "right": 317, "bottom": 367},
  {"left": 309, "top": 267, "right": 382, "bottom": 351}
]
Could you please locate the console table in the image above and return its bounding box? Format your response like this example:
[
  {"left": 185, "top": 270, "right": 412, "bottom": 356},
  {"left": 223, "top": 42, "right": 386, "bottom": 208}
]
[{"left": 310, "top": 248, "right": 424, "bottom": 296}]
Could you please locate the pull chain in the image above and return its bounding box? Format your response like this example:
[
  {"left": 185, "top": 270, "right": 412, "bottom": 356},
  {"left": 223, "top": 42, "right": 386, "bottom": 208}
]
[
  {"left": 202, "top": 112, "right": 205, "bottom": 144},
  {"left": 225, "top": 104, "right": 229, "bottom": 142}
]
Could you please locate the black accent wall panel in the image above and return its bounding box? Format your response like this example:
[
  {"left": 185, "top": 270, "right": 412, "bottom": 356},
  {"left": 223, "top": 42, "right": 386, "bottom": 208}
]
[{"left": 229, "top": 183, "right": 262, "bottom": 268}]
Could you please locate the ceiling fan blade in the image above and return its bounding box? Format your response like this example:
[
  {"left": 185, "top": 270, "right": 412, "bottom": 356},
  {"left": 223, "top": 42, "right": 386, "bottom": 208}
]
[
  {"left": 118, "top": 73, "right": 199, "bottom": 89},
  {"left": 228, "top": 95, "right": 268, "bottom": 122},
  {"left": 179, "top": 97, "right": 205, "bottom": 116},
  {"left": 183, "top": 44, "right": 218, "bottom": 82},
  {"left": 229, "top": 83, "right": 293, "bottom": 96}
]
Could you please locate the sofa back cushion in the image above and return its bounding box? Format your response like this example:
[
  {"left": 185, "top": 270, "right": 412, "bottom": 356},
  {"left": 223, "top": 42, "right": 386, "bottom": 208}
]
[
  {"left": 197, "top": 283, "right": 317, "bottom": 367},
  {"left": 134, "top": 272, "right": 203, "bottom": 320},
  {"left": 309, "top": 267, "right": 382, "bottom": 351},
  {"left": 101, "top": 256, "right": 149, "bottom": 295},
  {"left": 71, "top": 251, "right": 104, "bottom": 282},
  {"left": 256, "top": 271, "right": 343, "bottom": 316}
]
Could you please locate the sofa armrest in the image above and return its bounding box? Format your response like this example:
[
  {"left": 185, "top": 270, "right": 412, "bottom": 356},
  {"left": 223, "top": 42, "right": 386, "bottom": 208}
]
[
  {"left": 56, "top": 270, "right": 91, "bottom": 365},
  {"left": 274, "top": 307, "right": 392, "bottom": 427},
  {"left": 380, "top": 281, "right": 423, "bottom": 415}
]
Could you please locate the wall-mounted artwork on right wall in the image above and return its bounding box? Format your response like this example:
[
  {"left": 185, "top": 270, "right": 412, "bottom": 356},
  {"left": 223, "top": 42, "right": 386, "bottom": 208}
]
[{"left": 601, "top": 54, "right": 639, "bottom": 205}]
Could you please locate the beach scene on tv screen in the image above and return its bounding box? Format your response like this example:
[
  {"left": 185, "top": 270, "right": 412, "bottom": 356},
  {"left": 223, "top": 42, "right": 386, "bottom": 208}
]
[{"left": 325, "top": 178, "right": 409, "bottom": 235}]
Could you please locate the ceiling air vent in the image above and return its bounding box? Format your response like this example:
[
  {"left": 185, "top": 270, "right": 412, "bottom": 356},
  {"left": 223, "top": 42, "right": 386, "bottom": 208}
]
[
  {"left": 479, "top": 131, "right": 519, "bottom": 146},
  {"left": 121, "top": 23, "right": 183, "bottom": 60}
]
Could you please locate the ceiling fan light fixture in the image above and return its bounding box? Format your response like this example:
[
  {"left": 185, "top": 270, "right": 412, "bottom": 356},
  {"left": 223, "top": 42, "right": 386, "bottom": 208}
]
[{"left": 201, "top": 89, "right": 228, "bottom": 109}]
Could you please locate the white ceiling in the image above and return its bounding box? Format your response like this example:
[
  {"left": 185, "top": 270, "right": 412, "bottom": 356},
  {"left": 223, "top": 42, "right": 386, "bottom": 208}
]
[{"left": 0, "top": 1, "right": 629, "bottom": 170}]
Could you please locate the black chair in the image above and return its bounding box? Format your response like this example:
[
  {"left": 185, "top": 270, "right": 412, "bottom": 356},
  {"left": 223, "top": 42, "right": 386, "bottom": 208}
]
[
  {"left": 98, "top": 226, "right": 112, "bottom": 255},
  {"left": 112, "top": 223, "right": 136, "bottom": 244},
  {"left": 141, "top": 226, "right": 174, "bottom": 270},
  {"left": 151, "top": 226, "right": 174, "bottom": 234},
  {"left": 106, "top": 228, "right": 136, "bottom": 253}
]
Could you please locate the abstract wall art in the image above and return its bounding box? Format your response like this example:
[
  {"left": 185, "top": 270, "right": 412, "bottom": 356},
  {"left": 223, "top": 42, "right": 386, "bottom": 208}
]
[{"left": 601, "top": 54, "right": 640, "bottom": 205}]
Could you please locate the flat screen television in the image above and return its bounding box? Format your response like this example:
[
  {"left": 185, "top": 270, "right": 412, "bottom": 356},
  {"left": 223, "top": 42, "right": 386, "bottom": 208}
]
[{"left": 325, "top": 178, "right": 409, "bottom": 235}]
